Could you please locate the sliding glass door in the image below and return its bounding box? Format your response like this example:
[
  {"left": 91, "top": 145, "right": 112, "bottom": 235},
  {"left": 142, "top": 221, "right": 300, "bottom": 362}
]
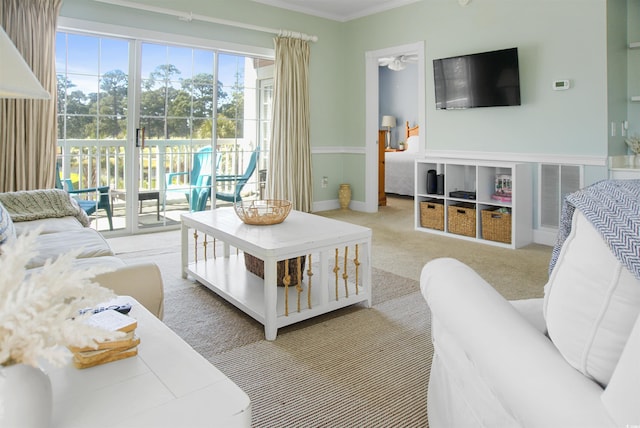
[
  {"left": 56, "top": 29, "right": 273, "bottom": 234},
  {"left": 56, "top": 32, "right": 130, "bottom": 232},
  {"left": 138, "top": 42, "right": 217, "bottom": 227}
]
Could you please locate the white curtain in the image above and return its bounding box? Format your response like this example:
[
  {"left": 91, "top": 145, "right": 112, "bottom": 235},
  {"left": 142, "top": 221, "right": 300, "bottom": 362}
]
[
  {"left": 0, "top": 0, "right": 61, "bottom": 192},
  {"left": 267, "top": 36, "right": 312, "bottom": 213}
]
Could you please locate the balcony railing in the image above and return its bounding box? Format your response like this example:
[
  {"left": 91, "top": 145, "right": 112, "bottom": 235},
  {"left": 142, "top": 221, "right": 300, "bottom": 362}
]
[{"left": 57, "top": 138, "right": 261, "bottom": 203}]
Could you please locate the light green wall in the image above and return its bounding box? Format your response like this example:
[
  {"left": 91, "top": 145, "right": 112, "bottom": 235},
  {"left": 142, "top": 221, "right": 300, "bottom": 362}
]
[
  {"left": 60, "top": 0, "right": 630, "bottom": 206},
  {"left": 628, "top": 0, "right": 640, "bottom": 142},
  {"left": 608, "top": 0, "right": 629, "bottom": 156},
  {"left": 345, "top": 0, "right": 610, "bottom": 156},
  {"left": 328, "top": 0, "right": 617, "bottom": 201}
]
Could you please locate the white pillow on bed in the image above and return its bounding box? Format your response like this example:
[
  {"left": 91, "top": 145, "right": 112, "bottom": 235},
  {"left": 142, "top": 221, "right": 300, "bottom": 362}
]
[{"left": 405, "top": 136, "right": 419, "bottom": 153}]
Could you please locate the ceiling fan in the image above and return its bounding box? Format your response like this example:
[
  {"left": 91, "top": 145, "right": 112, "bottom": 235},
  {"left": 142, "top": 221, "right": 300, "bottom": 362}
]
[{"left": 378, "top": 54, "right": 418, "bottom": 71}]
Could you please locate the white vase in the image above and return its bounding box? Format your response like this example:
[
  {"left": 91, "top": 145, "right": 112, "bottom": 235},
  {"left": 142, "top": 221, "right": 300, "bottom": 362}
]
[{"left": 0, "top": 364, "right": 52, "bottom": 428}]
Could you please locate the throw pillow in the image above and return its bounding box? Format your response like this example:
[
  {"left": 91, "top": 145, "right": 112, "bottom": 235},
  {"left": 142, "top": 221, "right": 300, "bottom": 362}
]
[
  {"left": 544, "top": 210, "right": 640, "bottom": 387},
  {"left": 0, "top": 201, "right": 16, "bottom": 245}
]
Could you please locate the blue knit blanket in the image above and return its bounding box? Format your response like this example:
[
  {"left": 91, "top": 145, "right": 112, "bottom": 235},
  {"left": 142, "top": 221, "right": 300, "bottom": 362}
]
[{"left": 549, "top": 179, "right": 640, "bottom": 281}]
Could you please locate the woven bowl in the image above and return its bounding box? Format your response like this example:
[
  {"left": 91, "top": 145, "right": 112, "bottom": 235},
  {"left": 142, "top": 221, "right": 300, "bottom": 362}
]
[{"left": 234, "top": 199, "right": 292, "bottom": 225}]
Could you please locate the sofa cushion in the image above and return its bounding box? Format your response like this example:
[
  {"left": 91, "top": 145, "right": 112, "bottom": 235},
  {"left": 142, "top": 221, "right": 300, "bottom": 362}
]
[
  {"left": 14, "top": 216, "right": 84, "bottom": 236},
  {"left": 0, "top": 189, "right": 90, "bottom": 226},
  {"left": 0, "top": 201, "right": 16, "bottom": 246},
  {"left": 26, "top": 228, "right": 114, "bottom": 269},
  {"left": 544, "top": 210, "right": 640, "bottom": 387}
]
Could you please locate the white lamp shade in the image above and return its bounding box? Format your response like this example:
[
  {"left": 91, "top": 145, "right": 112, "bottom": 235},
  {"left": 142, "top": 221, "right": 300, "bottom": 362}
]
[
  {"left": 0, "top": 26, "right": 50, "bottom": 99},
  {"left": 381, "top": 115, "right": 396, "bottom": 128}
]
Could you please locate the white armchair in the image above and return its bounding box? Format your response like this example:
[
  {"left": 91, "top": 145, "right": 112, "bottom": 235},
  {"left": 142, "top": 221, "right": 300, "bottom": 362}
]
[{"left": 421, "top": 180, "right": 640, "bottom": 428}]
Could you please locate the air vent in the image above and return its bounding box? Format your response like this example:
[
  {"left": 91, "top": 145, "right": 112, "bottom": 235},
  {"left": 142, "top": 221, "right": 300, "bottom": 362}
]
[{"left": 539, "top": 164, "right": 582, "bottom": 229}]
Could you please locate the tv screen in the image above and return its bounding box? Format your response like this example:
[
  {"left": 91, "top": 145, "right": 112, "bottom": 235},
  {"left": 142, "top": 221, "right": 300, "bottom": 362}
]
[{"left": 433, "top": 47, "right": 521, "bottom": 109}]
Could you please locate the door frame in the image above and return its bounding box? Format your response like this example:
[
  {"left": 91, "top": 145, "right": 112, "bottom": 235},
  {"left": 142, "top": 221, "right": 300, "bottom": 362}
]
[{"left": 364, "top": 41, "right": 425, "bottom": 213}]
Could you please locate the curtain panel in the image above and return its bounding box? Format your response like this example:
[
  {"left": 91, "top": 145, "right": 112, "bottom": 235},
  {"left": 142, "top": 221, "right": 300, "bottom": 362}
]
[
  {"left": 267, "top": 36, "right": 312, "bottom": 213},
  {"left": 0, "top": 0, "right": 61, "bottom": 192}
]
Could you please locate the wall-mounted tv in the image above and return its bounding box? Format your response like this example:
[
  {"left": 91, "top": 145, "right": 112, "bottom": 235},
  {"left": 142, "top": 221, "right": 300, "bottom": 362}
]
[{"left": 433, "top": 47, "right": 521, "bottom": 109}]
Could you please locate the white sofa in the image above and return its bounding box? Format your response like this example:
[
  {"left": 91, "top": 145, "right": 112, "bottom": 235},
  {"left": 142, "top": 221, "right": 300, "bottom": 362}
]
[
  {"left": 421, "top": 180, "right": 640, "bottom": 428},
  {"left": 0, "top": 189, "right": 164, "bottom": 318}
]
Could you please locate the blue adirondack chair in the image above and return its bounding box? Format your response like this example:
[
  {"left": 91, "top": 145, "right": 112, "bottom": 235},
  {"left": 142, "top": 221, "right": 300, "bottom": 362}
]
[
  {"left": 166, "top": 146, "right": 219, "bottom": 212},
  {"left": 215, "top": 147, "right": 260, "bottom": 204},
  {"left": 55, "top": 165, "right": 114, "bottom": 230}
]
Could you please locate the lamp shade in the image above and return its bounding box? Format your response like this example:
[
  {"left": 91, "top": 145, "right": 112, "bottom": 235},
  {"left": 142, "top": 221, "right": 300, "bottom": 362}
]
[
  {"left": 0, "top": 26, "right": 50, "bottom": 99},
  {"left": 381, "top": 115, "right": 396, "bottom": 128}
]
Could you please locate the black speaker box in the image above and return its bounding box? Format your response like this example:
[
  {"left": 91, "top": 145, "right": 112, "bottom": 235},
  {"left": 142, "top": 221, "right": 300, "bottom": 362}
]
[
  {"left": 427, "top": 170, "right": 437, "bottom": 194},
  {"left": 436, "top": 174, "right": 444, "bottom": 195}
]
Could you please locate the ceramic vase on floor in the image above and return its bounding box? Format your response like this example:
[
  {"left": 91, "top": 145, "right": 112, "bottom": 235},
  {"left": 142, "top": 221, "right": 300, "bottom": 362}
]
[
  {"left": 0, "top": 364, "right": 52, "bottom": 428},
  {"left": 339, "top": 184, "right": 351, "bottom": 210}
]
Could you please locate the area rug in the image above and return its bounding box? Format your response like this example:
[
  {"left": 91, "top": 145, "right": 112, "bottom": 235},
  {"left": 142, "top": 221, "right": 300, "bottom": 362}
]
[{"left": 161, "top": 268, "right": 431, "bottom": 427}]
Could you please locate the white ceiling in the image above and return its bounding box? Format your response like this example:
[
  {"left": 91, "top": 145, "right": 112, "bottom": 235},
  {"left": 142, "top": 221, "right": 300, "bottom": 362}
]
[{"left": 252, "top": 0, "right": 422, "bottom": 22}]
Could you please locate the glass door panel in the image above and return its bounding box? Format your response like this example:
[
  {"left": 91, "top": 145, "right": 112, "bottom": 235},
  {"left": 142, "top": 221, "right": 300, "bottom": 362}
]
[
  {"left": 56, "top": 32, "right": 130, "bottom": 232},
  {"left": 140, "top": 42, "right": 216, "bottom": 223},
  {"left": 214, "top": 54, "right": 273, "bottom": 206}
]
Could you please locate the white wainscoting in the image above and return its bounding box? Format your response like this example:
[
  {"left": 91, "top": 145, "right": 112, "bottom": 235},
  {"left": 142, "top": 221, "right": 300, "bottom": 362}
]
[{"left": 312, "top": 147, "right": 607, "bottom": 247}]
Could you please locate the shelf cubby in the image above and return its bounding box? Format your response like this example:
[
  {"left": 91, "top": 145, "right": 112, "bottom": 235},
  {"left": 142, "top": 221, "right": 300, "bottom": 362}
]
[{"left": 414, "top": 158, "right": 532, "bottom": 248}]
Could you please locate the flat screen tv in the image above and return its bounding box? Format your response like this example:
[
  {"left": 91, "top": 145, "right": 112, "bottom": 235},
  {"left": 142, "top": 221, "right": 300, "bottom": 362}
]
[{"left": 433, "top": 47, "right": 521, "bottom": 109}]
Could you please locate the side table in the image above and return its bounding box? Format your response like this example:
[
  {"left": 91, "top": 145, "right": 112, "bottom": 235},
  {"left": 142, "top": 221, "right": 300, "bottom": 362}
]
[
  {"left": 46, "top": 296, "right": 251, "bottom": 427},
  {"left": 112, "top": 190, "right": 161, "bottom": 220}
]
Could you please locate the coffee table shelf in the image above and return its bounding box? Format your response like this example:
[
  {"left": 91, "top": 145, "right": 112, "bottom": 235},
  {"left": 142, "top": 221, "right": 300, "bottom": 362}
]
[
  {"left": 181, "top": 208, "right": 372, "bottom": 340},
  {"left": 187, "top": 253, "right": 369, "bottom": 328}
]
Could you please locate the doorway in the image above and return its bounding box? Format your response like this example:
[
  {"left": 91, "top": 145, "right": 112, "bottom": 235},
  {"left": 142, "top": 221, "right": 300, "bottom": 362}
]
[{"left": 364, "top": 41, "right": 425, "bottom": 212}]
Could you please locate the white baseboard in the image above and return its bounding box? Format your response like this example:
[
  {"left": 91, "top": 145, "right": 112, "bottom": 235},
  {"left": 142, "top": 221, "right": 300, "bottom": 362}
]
[
  {"left": 312, "top": 199, "right": 366, "bottom": 213},
  {"left": 312, "top": 200, "right": 339, "bottom": 212},
  {"left": 533, "top": 228, "right": 558, "bottom": 247}
]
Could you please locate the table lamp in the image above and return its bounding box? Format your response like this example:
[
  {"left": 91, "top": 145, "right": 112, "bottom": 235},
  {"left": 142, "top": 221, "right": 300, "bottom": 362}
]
[
  {"left": 381, "top": 115, "right": 396, "bottom": 149},
  {"left": 0, "top": 25, "right": 50, "bottom": 99}
]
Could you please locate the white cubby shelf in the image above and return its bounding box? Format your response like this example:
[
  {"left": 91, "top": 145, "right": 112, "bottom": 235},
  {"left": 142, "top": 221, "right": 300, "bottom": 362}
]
[{"left": 414, "top": 157, "right": 533, "bottom": 249}]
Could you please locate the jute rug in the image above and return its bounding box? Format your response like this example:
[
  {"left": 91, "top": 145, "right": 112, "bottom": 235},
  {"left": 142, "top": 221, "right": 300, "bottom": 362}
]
[{"left": 162, "top": 268, "right": 431, "bottom": 427}]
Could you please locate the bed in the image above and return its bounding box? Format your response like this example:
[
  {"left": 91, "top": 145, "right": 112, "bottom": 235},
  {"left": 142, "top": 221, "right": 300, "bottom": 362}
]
[{"left": 385, "top": 121, "right": 421, "bottom": 197}]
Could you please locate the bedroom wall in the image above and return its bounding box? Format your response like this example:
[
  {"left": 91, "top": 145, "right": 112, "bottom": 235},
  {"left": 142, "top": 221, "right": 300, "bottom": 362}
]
[{"left": 379, "top": 64, "right": 418, "bottom": 148}]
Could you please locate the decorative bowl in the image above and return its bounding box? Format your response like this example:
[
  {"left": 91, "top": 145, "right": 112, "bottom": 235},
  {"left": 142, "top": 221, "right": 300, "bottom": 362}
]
[
  {"left": 234, "top": 199, "right": 292, "bottom": 225},
  {"left": 626, "top": 137, "right": 640, "bottom": 154}
]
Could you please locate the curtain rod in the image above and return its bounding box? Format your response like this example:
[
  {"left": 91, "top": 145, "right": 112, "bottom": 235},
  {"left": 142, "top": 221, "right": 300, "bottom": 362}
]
[{"left": 94, "top": 0, "right": 318, "bottom": 42}]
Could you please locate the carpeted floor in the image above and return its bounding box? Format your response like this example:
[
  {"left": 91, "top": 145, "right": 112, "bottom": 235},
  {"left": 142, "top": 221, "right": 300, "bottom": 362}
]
[
  {"left": 162, "top": 269, "right": 429, "bottom": 427},
  {"left": 108, "top": 195, "right": 552, "bottom": 427}
]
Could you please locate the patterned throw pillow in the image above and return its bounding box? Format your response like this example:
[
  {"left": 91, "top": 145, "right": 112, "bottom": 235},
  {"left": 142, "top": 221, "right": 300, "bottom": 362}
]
[{"left": 0, "top": 201, "right": 16, "bottom": 245}]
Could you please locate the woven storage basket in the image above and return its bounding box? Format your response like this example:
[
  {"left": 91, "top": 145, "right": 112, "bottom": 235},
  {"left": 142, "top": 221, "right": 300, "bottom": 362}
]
[
  {"left": 244, "top": 253, "right": 306, "bottom": 287},
  {"left": 447, "top": 203, "right": 476, "bottom": 237},
  {"left": 420, "top": 200, "right": 444, "bottom": 230},
  {"left": 481, "top": 208, "right": 512, "bottom": 244}
]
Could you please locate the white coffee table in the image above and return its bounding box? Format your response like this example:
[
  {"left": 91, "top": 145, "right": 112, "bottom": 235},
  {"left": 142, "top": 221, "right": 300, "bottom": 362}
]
[
  {"left": 181, "top": 208, "right": 372, "bottom": 340},
  {"left": 46, "top": 296, "right": 251, "bottom": 428}
]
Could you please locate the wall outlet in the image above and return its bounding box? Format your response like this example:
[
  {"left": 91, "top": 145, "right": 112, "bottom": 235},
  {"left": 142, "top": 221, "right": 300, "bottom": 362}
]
[{"left": 321, "top": 176, "right": 328, "bottom": 188}]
